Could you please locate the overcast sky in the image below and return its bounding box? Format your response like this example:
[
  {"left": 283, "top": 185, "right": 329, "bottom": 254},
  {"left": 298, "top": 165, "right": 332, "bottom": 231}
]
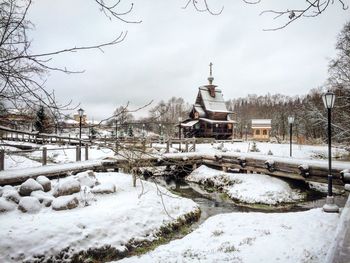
[{"left": 28, "top": 0, "right": 350, "bottom": 120}]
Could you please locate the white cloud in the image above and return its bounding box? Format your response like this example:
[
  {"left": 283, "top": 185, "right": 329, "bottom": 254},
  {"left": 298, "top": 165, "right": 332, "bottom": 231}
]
[{"left": 27, "top": 0, "right": 349, "bottom": 120}]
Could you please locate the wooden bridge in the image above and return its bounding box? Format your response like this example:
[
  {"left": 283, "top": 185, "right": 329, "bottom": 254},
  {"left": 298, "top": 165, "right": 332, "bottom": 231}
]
[{"left": 0, "top": 151, "right": 349, "bottom": 187}]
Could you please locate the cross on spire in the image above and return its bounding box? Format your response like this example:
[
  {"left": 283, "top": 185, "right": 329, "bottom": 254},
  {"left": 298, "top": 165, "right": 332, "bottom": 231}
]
[{"left": 208, "top": 62, "right": 214, "bottom": 85}]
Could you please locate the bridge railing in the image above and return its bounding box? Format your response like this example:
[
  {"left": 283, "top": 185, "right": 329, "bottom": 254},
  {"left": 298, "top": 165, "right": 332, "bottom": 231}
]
[{"left": 0, "top": 145, "right": 90, "bottom": 171}]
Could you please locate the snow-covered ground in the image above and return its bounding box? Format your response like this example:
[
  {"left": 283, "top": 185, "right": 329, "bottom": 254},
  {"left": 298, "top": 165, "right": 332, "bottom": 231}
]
[
  {"left": 118, "top": 208, "right": 339, "bottom": 263},
  {"left": 196, "top": 141, "right": 348, "bottom": 160},
  {"left": 187, "top": 165, "right": 303, "bottom": 205},
  {"left": 2, "top": 141, "right": 114, "bottom": 170},
  {"left": 153, "top": 141, "right": 348, "bottom": 160},
  {"left": 4, "top": 154, "right": 42, "bottom": 170},
  {"left": 0, "top": 172, "right": 198, "bottom": 262}
]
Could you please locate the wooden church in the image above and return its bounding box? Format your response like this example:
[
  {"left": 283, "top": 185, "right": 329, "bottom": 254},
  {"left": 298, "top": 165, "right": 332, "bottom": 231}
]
[{"left": 180, "top": 63, "right": 236, "bottom": 139}]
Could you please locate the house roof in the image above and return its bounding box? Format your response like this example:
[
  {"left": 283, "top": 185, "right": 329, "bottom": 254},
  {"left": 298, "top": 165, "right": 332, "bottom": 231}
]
[
  {"left": 199, "top": 118, "right": 236, "bottom": 124},
  {"left": 251, "top": 119, "right": 272, "bottom": 128},
  {"left": 252, "top": 119, "right": 271, "bottom": 125},
  {"left": 193, "top": 104, "right": 206, "bottom": 117},
  {"left": 180, "top": 120, "right": 199, "bottom": 127},
  {"left": 199, "top": 86, "right": 231, "bottom": 113}
]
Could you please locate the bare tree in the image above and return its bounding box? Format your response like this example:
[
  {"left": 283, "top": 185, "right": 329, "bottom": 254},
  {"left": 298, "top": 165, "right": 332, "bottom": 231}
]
[
  {"left": 0, "top": 0, "right": 135, "bottom": 120},
  {"left": 183, "top": 0, "right": 348, "bottom": 30}
]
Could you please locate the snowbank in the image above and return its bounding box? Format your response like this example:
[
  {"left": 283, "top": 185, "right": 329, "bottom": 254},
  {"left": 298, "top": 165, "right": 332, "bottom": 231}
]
[
  {"left": 187, "top": 165, "right": 303, "bottom": 205},
  {"left": 196, "top": 142, "right": 348, "bottom": 161},
  {"left": 0, "top": 172, "right": 198, "bottom": 262},
  {"left": 119, "top": 208, "right": 339, "bottom": 263}
]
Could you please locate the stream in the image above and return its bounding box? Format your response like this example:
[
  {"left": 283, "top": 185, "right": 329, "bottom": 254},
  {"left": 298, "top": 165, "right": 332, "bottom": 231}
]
[{"left": 153, "top": 176, "right": 348, "bottom": 228}]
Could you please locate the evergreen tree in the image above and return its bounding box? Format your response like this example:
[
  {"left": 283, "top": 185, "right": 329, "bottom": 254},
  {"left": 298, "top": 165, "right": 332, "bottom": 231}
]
[
  {"left": 34, "top": 106, "right": 45, "bottom": 133},
  {"left": 127, "top": 125, "right": 134, "bottom": 137}
]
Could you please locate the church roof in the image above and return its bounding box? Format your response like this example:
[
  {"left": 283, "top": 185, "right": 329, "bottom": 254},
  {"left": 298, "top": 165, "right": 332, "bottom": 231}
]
[
  {"left": 193, "top": 104, "right": 206, "bottom": 117},
  {"left": 199, "top": 86, "right": 231, "bottom": 113}
]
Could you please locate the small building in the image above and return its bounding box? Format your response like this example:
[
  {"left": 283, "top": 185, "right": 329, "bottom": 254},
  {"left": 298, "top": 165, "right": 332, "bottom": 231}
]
[
  {"left": 251, "top": 119, "right": 272, "bottom": 141},
  {"left": 0, "top": 108, "right": 35, "bottom": 130},
  {"left": 73, "top": 113, "right": 87, "bottom": 124},
  {"left": 181, "top": 63, "right": 236, "bottom": 139}
]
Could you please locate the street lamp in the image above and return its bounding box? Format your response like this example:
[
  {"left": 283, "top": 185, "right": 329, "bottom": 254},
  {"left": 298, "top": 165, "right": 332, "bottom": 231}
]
[
  {"left": 78, "top": 108, "right": 84, "bottom": 148},
  {"left": 178, "top": 117, "right": 182, "bottom": 140},
  {"left": 288, "top": 116, "right": 294, "bottom": 157},
  {"left": 115, "top": 118, "right": 118, "bottom": 139},
  {"left": 245, "top": 125, "right": 248, "bottom": 141},
  {"left": 322, "top": 90, "right": 339, "bottom": 213},
  {"left": 158, "top": 123, "right": 162, "bottom": 143}
]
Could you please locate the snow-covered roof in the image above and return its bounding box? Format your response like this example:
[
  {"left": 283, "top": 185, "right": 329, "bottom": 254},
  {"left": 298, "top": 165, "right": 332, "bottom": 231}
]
[
  {"left": 193, "top": 104, "right": 206, "bottom": 117},
  {"left": 199, "top": 86, "right": 231, "bottom": 113},
  {"left": 181, "top": 120, "right": 199, "bottom": 127},
  {"left": 199, "top": 118, "right": 236, "bottom": 124},
  {"left": 251, "top": 119, "right": 271, "bottom": 125},
  {"left": 86, "top": 120, "right": 100, "bottom": 125},
  {"left": 251, "top": 119, "right": 271, "bottom": 128},
  {"left": 64, "top": 119, "right": 79, "bottom": 124}
]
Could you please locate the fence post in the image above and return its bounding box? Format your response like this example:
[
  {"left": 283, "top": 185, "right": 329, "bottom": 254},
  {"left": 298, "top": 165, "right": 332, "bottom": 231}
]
[
  {"left": 42, "top": 147, "right": 47, "bottom": 166},
  {"left": 166, "top": 140, "right": 170, "bottom": 153},
  {"left": 85, "top": 144, "right": 89, "bottom": 161},
  {"left": 185, "top": 141, "right": 189, "bottom": 152},
  {"left": 142, "top": 139, "right": 146, "bottom": 152},
  {"left": 76, "top": 146, "right": 81, "bottom": 161},
  {"left": 0, "top": 150, "right": 4, "bottom": 171},
  {"left": 115, "top": 141, "right": 119, "bottom": 155}
]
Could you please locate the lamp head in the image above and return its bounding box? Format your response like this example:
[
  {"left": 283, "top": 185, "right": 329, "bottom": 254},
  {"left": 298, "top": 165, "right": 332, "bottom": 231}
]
[
  {"left": 322, "top": 90, "right": 335, "bottom": 109},
  {"left": 78, "top": 108, "right": 84, "bottom": 117},
  {"left": 288, "top": 116, "right": 295, "bottom": 124}
]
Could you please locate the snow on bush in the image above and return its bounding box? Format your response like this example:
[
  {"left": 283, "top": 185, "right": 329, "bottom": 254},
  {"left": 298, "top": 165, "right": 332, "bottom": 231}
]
[
  {"left": 52, "top": 195, "right": 79, "bottom": 211},
  {"left": 18, "top": 197, "right": 41, "bottom": 213},
  {"left": 36, "top": 176, "right": 51, "bottom": 192},
  {"left": 91, "top": 183, "right": 116, "bottom": 194},
  {"left": 2, "top": 188, "right": 21, "bottom": 204},
  {"left": 53, "top": 178, "right": 81, "bottom": 197},
  {"left": 76, "top": 170, "right": 99, "bottom": 188},
  {"left": 19, "top": 178, "right": 44, "bottom": 196},
  {"left": 0, "top": 172, "right": 198, "bottom": 262},
  {"left": 31, "top": 190, "right": 54, "bottom": 207},
  {"left": 0, "top": 198, "right": 16, "bottom": 213},
  {"left": 187, "top": 165, "right": 303, "bottom": 205}
]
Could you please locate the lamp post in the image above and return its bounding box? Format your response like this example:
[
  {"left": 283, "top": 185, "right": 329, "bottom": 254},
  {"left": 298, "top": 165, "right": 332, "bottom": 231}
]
[
  {"left": 322, "top": 90, "right": 339, "bottom": 213},
  {"left": 159, "top": 123, "right": 162, "bottom": 143},
  {"left": 115, "top": 118, "right": 118, "bottom": 139},
  {"left": 245, "top": 125, "right": 248, "bottom": 141},
  {"left": 78, "top": 108, "right": 84, "bottom": 148},
  {"left": 288, "top": 116, "right": 294, "bottom": 157},
  {"left": 178, "top": 117, "right": 182, "bottom": 140},
  {"left": 142, "top": 124, "right": 145, "bottom": 138}
]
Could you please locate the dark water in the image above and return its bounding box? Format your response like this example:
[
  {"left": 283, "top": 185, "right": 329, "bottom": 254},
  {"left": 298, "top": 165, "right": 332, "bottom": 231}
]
[{"left": 153, "top": 176, "right": 349, "bottom": 226}]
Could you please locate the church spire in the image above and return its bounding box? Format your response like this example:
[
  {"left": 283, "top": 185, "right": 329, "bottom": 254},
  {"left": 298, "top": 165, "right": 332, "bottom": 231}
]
[{"left": 208, "top": 62, "right": 214, "bottom": 85}]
